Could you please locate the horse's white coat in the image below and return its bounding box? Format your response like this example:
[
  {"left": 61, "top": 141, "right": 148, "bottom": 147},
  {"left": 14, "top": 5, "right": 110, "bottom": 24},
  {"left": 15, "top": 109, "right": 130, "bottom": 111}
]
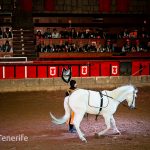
[{"left": 50, "top": 85, "right": 138, "bottom": 142}]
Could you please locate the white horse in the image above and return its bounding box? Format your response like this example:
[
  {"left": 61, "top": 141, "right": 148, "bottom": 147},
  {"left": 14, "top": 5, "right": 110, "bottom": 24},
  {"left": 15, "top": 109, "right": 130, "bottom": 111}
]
[{"left": 50, "top": 85, "right": 138, "bottom": 142}]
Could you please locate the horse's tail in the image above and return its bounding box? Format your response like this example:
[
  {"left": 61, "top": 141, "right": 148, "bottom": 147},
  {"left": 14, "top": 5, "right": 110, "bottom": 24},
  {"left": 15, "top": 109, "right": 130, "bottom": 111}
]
[{"left": 50, "top": 97, "right": 71, "bottom": 125}]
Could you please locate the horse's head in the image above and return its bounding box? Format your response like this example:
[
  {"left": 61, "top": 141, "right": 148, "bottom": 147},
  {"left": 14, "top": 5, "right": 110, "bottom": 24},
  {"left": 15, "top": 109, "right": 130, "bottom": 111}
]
[{"left": 126, "top": 87, "right": 138, "bottom": 109}]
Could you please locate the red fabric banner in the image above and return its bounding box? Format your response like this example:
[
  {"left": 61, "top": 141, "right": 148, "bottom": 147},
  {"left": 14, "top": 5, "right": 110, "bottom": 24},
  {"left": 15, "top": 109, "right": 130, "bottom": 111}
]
[
  {"left": 116, "top": 0, "right": 130, "bottom": 13},
  {"left": 20, "top": 0, "right": 32, "bottom": 12},
  {"left": 99, "top": 0, "right": 111, "bottom": 13},
  {"left": 44, "top": 0, "right": 55, "bottom": 11}
]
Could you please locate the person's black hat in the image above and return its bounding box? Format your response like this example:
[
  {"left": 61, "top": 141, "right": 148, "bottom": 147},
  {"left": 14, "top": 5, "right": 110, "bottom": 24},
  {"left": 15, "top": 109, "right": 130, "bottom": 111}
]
[{"left": 70, "top": 80, "right": 76, "bottom": 88}]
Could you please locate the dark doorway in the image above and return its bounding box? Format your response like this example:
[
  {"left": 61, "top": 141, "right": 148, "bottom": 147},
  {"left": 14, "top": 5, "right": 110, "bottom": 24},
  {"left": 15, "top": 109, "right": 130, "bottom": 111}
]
[{"left": 120, "top": 62, "right": 132, "bottom": 76}]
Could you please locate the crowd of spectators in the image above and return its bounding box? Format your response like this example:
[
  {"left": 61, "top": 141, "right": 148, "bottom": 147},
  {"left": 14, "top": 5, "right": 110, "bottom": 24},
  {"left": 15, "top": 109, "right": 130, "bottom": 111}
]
[
  {"left": 0, "top": 27, "right": 13, "bottom": 52},
  {"left": 35, "top": 27, "right": 150, "bottom": 53},
  {"left": 0, "top": 26, "right": 149, "bottom": 55}
]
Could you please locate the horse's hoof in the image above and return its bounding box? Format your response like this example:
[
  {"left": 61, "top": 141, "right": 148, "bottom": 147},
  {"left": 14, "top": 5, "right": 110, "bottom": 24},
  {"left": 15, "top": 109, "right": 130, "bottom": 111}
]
[
  {"left": 81, "top": 137, "right": 87, "bottom": 143},
  {"left": 116, "top": 131, "right": 121, "bottom": 135},
  {"left": 84, "top": 139, "right": 87, "bottom": 143},
  {"left": 94, "top": 133, "right": 105, "bottom": 139},
  {"left": 94, "top": 133, "right": 99, "bottom": 138},
  {"left": 112, "top": 132, "right": 121, "bottom": 136}
]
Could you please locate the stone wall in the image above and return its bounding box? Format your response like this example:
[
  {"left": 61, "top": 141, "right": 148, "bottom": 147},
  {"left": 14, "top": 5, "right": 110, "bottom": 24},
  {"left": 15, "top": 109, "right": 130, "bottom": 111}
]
[{"left": 0, "top": 76, "right": 150, "bottom": 92}]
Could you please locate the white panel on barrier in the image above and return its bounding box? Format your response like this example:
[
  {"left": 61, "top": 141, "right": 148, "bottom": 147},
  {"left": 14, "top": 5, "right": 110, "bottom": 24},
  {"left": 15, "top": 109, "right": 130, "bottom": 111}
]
[{"left": 0, "top": 57, "right": 32, "bottom": 79}]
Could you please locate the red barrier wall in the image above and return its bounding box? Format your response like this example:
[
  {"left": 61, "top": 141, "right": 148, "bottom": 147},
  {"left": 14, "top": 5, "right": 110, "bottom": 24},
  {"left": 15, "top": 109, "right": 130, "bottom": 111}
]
[
  {"left": 38, "top": 66, "right": 47, "bottom": 78},
  {"left": 0, "top": 60, "right": 149, "bottom": 79},
  {"left": 16, "top": 66, "right": 25, "bottom": 78},
  {"left": 90, "top": 63, "right": 100, "bottom": 76},
  {"left": 27, "top": 66, "right": 37, "bottom": 78},
  {"left": 132, "top": 61, "right": 149, "bottom": 76},
  {"left": 5, "top": 66, "right": 14, "bottom": 79},
  {"left": 72, "top": 66, "right": 79, "bottom": 77}
]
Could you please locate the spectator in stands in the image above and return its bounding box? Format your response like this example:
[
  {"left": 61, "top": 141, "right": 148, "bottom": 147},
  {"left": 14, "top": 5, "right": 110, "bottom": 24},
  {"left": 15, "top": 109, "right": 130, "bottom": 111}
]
[
  {"left": 69, "top": 28, "right": 77, "bottom": 39},
  {"left": 1, "top": 40, "right": 12, "bottom": 52},
  {"left": 78, "top": 45, "right": 84, "bottom": 52},
  {"left": 52, "top": 28, "right": 60, "bottom": 38},
  {"left": 84, "top": 28, "right": 90, "bottom": 39},
  {"left": 3, "top": 27, "right": 12, "bottom": 38},
  {"left": 129, "top": 29, "right": 138, "bottom": 39},
  {"left": 37, "top": 40, "right": 46, "bottom": 53},
  {"left": 78, "top": 28, "right": 85, "bottom": 38},
  {"left": 132, "top": 39, "right": 147, "bottom": 52},
  {"left": 138, "top": 27, "right": 148, "bottom": 39},
  {"left": 71, "top": 43, "right": 78, "bottom": 52},
  {"left": 66, "top": 43, "right": 77, "bottom": 52},
  {"left": 95, "top": 28, "right": 104, "bottom": 39},
  {"left": 147, "top": 41, "right": 150, "bottom": 52},
  {"left": 0, "top": 28, "right": 3, "bottom": 38},
  {"left": 36, "top": 30, "right": 43, "bottom": 41},
  {"left": 119, "top": 28, "right": 130, "bottom": 39},
  {"left": 43, "top": 28, "right": 52, "bottom": 39},
  {"left": 103, "top": 39, "right": 113, "bottom": 52},
  {"left": 131, "top": 46, "right": 136, "bottom": 52},
  {"left": 112, "top": 41, "right": 120, "bottom": 53},
  {"left": 55, "top": 45, "right": 62, "bottom": 52},
  {"left": 90, "top": 42, "right": 97, "bottom": 52},
  {"left": 122, "top": 39, "right": 132, "bottom": 52},
  {"left": 64, "top": 44, "right": 69, "bottom": 52},
  {"left": 89, "top": 29, "right": 96, "bottom": 39},
  {"left": 104, "top": 32, "right": 112, "bottom": 40},
  {"left": 83, "top": 43, "right": 91, "bottom": 52},
  {"left": 96, "top": 42, "right": 103, "bottom": 52},
  {"left": 131, "top": 39, "right": 140, "bottom": 52},
  {"left": 0, "top": 44, "right": 2, "bottom": 51},
  {"left": 60, "top": 28, "right": 69, "bottom": 39},
  {"left": 44, "top": 43, "right": 52, "bottom": 52},
  {"left": 139, "top": 40, "right": 147, "bottom": 52}
]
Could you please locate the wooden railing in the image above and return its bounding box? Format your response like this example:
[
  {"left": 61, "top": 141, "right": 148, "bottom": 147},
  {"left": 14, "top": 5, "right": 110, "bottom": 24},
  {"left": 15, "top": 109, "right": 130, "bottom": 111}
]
[
  {"left": 38, "top": 52, "right": 150, "bottom": 61},
  {"left": 36, "top": 38, "right": 124, "bottom": 47}
]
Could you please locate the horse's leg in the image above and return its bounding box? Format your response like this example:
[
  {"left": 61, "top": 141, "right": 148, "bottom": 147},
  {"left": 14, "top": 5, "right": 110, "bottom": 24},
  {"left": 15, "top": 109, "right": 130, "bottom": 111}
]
[
  {"left": 97, "top": 114, "right": 111, "bottom": 136},
  {"left": 73, "top": 112, "right": 87, "bottom": 142},
  {"left": 110, "top": 115, "right": 121, "bottom": 135}
]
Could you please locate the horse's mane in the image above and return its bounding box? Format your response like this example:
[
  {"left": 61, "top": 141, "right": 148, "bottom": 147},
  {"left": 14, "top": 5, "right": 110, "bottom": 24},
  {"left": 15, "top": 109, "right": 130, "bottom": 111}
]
[
  {"left": 111, "top": 84, "right": 135, "bottom": 101},
  {"left": 114, "top": 84, "right": 135, "bottom": 92}
]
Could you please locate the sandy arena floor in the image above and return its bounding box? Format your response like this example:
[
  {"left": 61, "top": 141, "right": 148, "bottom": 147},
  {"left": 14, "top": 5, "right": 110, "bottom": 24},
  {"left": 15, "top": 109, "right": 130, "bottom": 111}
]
[{"left": 0, "top": 86, "right": 150, "bottom": 150}]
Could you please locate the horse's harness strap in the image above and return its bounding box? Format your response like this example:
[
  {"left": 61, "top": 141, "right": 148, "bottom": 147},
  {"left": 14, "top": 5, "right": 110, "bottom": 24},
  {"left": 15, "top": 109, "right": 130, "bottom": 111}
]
[
  {"left": 101, "top": 93, "right": 114, "bottom": 100},
  {"left": 95, "top": 91, "right": 103, "bottom": 120}
]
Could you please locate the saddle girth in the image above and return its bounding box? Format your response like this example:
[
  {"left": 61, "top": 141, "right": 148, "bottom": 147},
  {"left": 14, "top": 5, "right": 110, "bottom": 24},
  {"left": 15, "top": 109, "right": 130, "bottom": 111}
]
[{"left": 95, "top": 91, "right": 103, "bottom": 120}]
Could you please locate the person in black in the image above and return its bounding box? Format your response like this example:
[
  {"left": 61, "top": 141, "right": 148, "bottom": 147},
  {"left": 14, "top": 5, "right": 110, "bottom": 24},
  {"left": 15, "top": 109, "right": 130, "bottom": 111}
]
[
  {"left": 3, "top": 28, "right": 12, "bottom": 38},
  {"left": 43, "top": 28, "right": 52, "bottom": 39},
  {"left": 0, "top": 28, "right": 3, "bottom": 38},
  {"left": 65, "top": 80, "right": 77, "bottom": 133},
  {"left": 2, "top": 40, "right": 12, "bottom": 52},
  {"left": 122, "top": 39, "right": 132, "bottom": 52}
]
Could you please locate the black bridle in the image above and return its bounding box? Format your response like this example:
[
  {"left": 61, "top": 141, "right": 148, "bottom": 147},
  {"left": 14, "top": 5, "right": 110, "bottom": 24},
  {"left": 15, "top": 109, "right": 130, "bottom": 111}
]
[
  {"left": 122, "top": 89, "right": 136, "bottom": 109},
  {"left": 130, "top": 90, "right": 136, "bottom": 108}
]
